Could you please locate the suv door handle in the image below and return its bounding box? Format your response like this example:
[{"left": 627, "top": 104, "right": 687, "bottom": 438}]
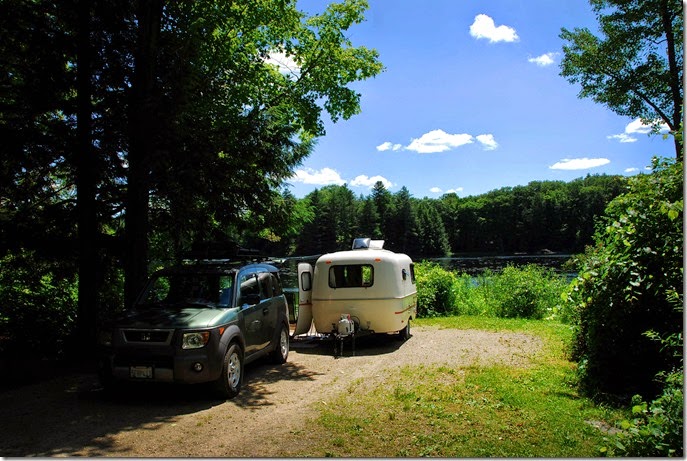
[{"left": 262, "top": 307, "right": 269, "bottom": 315}]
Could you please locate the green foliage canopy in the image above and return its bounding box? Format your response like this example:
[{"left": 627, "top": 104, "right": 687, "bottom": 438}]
[
  {"left": 560, "top": 0, "right": 684, "bottom": 159},
  {"left": 0, "top": 0, "right": 385, "bottom": 332}
]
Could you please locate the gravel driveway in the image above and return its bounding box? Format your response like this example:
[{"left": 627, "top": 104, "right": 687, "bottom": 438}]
[{"left": 0, "top": 326, "right": 542, "bottom": 457}]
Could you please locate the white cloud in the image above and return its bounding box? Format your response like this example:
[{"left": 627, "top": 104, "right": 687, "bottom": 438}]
[
  {"left": 624, "top": 167, "right": 640, "bottom": 173},
  {"left": 406, "top": 129, "right": 474, "bottom": 153},
  {"left": 381, "top": 129, "right": 499, "bottom": 154},
  {"left": 469, "top": 14, "right": 519, "bottom": 43},
  {"left": 626, "top": 118, "right": 664, "bottom": 134},
  {"left": 291, "top": 167, "right": 345, "bottom": 186},
  {"left": 264, "top": 51, "right": 301, "bottom": 78},
  {"left": 376, "top": 141, "right": 403, "bottom": 152},
  {"left": 608, "top": 118, "right": 671, "bottom": 143},
  {"left": 431, "top": 186, "right": 464, "bottom": 195},
  {"left": 626, "top": 119, "right": 651, "bottom": 134},
  {"left": 549, "top": 157, "right": 611, "bottom": 170},
  {"left": 350, "top": 174, "right": 393, "bottom": 189},
  {"left": 476, "top": 134, "right": 498, "bottom": 150},
  {"left": 607, "top": 133, "right": 637, "bottom": 143},
  {"left": 528, "top": 52, "right": 558, "bottom": 67},
  {"left": 290, "top": 168, "right": 395, "bottom": 190}
]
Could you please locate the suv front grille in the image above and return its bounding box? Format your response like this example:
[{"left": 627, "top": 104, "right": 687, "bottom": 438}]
[{"left": 123, "top": 329, "right": 173, "bottom": 344}]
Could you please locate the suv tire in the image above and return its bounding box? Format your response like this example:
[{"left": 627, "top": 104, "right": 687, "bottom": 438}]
[
  {"left": 270, "top": 323, "right": 289, "bottom": 364},
  {"left": 215, "top": 342, "right": 243, "bottom": 399}
]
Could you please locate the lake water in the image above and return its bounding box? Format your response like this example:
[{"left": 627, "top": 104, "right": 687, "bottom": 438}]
[{"left": 427, "top": 254, "right": 574, "bottom": 276}]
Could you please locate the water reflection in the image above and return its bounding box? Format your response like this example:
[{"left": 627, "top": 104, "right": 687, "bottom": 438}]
[{"left": 426, "top": 254, "right": 573, "bottom": 276}]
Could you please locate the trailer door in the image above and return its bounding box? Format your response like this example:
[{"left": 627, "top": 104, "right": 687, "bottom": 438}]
[{"left": 292, "top": 263, "right": 314, "bottom": 336}]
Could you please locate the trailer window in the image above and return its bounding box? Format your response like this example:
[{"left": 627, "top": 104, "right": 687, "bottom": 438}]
[{"left": 329, "top": 264, "right": 374, "bottom": 288}]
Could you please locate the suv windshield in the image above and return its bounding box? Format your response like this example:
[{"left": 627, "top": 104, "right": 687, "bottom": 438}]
[{"left": 138, "top": 273, "right": 235, "bottom": 308}]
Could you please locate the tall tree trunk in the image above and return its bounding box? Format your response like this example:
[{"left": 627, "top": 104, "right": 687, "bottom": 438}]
[
  {"left": 660, "top": 0, "right": 683, "bottom": 160},
  {"left": 76, "top": 0, "right": 98, "bottom": 350},
  {"left": 125, "top": 0, "right": 163, "bottom": 307}
]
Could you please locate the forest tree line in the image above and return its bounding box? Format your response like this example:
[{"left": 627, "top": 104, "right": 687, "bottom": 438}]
[{"left": 265, "top": 174, "right": 628, "bottom": 258}]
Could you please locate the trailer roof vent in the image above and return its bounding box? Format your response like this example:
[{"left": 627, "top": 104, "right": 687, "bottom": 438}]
[
  {"left": 352, "top": 238, "right": 370, "bottom": 249},
  {"left": 352, "top": 238, "right": 385, "bottom": 250}
]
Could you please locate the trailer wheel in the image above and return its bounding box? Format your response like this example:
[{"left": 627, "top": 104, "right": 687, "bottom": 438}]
[
  {"left": 215, "top": 342, "right": 243, "bottom": 399},
  {"left": 398, "top": 320, "right": 411, "bottom": 341}
]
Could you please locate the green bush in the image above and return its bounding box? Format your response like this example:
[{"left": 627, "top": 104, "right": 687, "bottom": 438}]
[
  {"left": 0, "top": 249, "right": 78, "bottom": 359},
  {"left": 607, "top": 369, "right": 684, "bottom": 457},
  {"left": 414, "top": 262, "right": 458, "bottom": 317},
  {"left": 452, "top": 271, "right": 495, "bottom": 317},
  {"left": 490, "top": 265, "right": 567, "bottom": 320},
  {"left": 564, "top": 158, "right": 683, "bottom": 401},
  {"left": 415, "top": 262, "right": 569, "bottom": 320},
  {"left": 605, "top": 311, "right": 684, "bottom": 457}
]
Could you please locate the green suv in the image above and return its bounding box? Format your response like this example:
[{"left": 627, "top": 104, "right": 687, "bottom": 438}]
[{"left": 97, "top": 261, "right": 290, "bottom": 398}]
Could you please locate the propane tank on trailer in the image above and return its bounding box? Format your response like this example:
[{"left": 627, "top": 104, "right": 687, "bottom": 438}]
[{"left": 337, "top": 314, "right": 354, "bottom": 336}]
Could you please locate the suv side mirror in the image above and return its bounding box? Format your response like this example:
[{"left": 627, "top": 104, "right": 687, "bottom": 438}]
[{"left": 241, "top": 293, "right": 261, "bottom": 306}]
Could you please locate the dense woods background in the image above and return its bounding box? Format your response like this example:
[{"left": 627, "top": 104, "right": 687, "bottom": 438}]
[{"left": 276, "top": 175, "right": 627, "bottom": 257}]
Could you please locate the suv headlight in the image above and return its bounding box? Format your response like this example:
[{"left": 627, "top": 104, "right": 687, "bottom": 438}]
[{"left": 182, "top": 331, "right": 210, "bottom": 349}]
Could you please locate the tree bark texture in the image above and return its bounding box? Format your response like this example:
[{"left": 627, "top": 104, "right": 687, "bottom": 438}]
[
  {"left": 76, "top": 0, "right": 98, "bottom": 349},
  {"left": 125, "top": 0, "right": 163, "bottom": 307}
]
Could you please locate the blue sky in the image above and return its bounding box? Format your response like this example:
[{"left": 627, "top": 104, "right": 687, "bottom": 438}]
[{"left": 283, "top": 0, "right": 674, "bottom": 199}]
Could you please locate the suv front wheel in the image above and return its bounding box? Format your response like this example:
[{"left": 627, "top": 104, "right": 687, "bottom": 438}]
[{"left": 215, "top": 342, "right": 243, "bottom": 399}]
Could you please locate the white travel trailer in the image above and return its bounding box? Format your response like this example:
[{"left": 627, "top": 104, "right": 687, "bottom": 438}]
[{"left": 292, "top": 238, "right": 417, "bottom": 339}]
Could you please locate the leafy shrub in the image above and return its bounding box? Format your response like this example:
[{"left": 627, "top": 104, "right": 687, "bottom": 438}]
[
  {"left": 606, "top": 369, "right": 684, "bottom": 457},
  {"left": 606, "top": 311, "right": 683, "bottom": 457},
  {"left": 452, "top": 271, "right": 495, "bottom": 317},
  {"left": 490, "top": 264, "right": 567, "bottom": 320},
  {"left": 0, "top": 249, "right": 78, "bottom": 359},
  {"left": 564, "top": 158, "right": 683, "bottom": 401},
  {"left": 414, "top": 262, "right": 457, "bottom": 317},
  {"left": 415, "top": 262, "right": 568, "bottom": 320}
]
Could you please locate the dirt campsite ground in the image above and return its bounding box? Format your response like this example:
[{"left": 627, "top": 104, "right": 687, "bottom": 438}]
[{"left": 0, "top": 326, "right": 542, "bottom": 457}]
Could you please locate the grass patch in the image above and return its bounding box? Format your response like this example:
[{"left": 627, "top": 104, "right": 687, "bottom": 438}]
[{"left": 286, "top": 316, "right": 624, "bottom": 458}]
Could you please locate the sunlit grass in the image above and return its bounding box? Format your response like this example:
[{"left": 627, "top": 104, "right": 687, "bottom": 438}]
[{"left": 284, "top": 316, "right": 624, "bottom": 458}]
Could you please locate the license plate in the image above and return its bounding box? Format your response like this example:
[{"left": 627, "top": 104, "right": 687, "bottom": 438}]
[{"left": 130, "top": 366, "right": 153, "bottom": 379}]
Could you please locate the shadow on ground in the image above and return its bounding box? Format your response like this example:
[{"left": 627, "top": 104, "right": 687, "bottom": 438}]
[
  {"left": 0, "top": 332, "right": 408, "bottom": 456},
  {"left": 290, "top": 332, "right": 408, "bottom": 358},
  {"left": 0, "top": 357, "right": 319, "bottom": 457}
]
